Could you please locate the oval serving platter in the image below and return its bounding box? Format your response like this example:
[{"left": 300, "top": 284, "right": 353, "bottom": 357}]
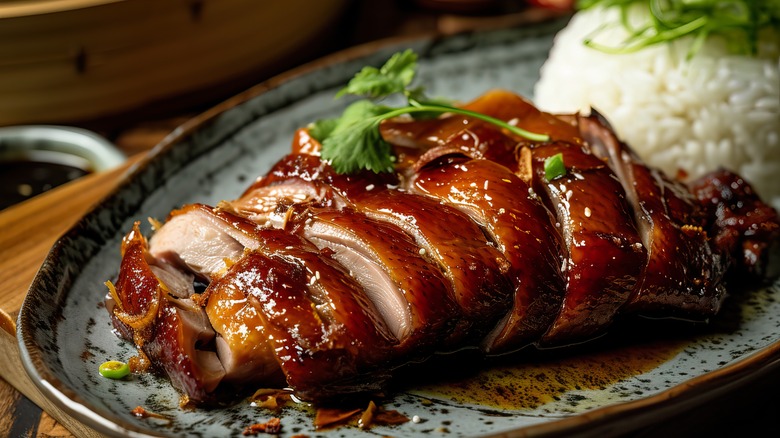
[{"left": 18, "top": 16, "right": 780, "bottom": 438}]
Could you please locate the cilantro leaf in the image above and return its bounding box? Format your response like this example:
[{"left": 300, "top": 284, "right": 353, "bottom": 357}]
[
  {"left": 335, "top": 49, "right": 418, "bottom": 99},
  {"left": 319, "top": 100, "right": 395, "bottom": 174},
  {"left": 308, "top": 117, "right": 340, "bottom": 142}
]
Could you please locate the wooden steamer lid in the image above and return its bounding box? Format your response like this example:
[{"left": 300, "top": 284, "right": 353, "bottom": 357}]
[{"left": 0, "top": 0, "right": 350, "bottom": 125}]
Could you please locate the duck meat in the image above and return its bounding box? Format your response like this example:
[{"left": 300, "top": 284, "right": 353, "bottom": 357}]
[
  {"left": 410, "top": 155, "right": 565, "bottom": 353},
  {"left": 525, "top": 141, "right": 647, "bottom": 343},
  {"left": 690, "top": 168, "right": 780, "bottom": 283},
  {"left": 206, "top": 228, "right": 397, "bottom": 402},
  {"left": 107, "top": 222, "right": 225, "bottom": 404},
  {"left": 580, "top": 112, "right": 728, "bottom": 317},
  {"left": 106, "top": 89, "right": 780, "bottom": 406},
  {"left": 291, "top": 206, "right": 460, "bottom": 355}
]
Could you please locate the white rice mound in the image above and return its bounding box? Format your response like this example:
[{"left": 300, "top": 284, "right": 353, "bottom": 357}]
[{"left": 535, "top": 5, "right": 780, "bottom": 210}]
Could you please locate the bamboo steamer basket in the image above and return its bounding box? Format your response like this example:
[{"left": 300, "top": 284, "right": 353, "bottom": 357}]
[{"left": 0, "top": 0, "right": 350, "bottom": 126}]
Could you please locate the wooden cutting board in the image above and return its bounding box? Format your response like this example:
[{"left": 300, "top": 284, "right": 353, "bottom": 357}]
[{"left": 0, "top": 152, "right": 145, "bottom": 437}]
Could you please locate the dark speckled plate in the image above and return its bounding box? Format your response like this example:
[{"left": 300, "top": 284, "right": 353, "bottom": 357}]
[{"left": 17, "top": 17, "right": 780, "bottom": 438}]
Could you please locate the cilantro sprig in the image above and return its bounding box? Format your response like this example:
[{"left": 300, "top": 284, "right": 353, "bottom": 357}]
[{"left": 310, "top": 50, "right": 550, "bottom": 174}]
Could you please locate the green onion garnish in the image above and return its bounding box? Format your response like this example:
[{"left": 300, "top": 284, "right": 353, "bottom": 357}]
[
  {"left": 577, "top": 0, "right": 780, "bottom": 57},
  {"left": 544, "top": 153, "right": 567, "bottom": 181},
  {"left": 99, "top": 360, "right": 130, "bottom": 379}
]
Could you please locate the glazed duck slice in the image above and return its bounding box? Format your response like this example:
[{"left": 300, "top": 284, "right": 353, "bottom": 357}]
[
  {"left": 204, "top": 272, "right": 282, "bottom": 386},
  {"left": 580, "top": 113, "right": 728, "bottom": 317},
  {"left": 528, "top": 141, "right": 647, "bottom": 344},
  {"left": 227, "top": 229, "right": 397, "bottom": 402},
  {"left": 411, "top": 156, "right": 565, "bottom": 353},
  {"left": 691, "top": 169, "right": 780, "bottom": 283},
  {"left": 143, "top": 205, "right": 282, "bottom": 387},
  {"left": 346, "top": 188, "right": 514, "bottom": 345},
  {"left": 107, "top": 222, "right": 225, "bottom": 403},
  {"left": 227, "top": 153, "right": 399, "bottom": 226},
  {"left": 292, "top": 206, "right": 460, "bottom": 354}
]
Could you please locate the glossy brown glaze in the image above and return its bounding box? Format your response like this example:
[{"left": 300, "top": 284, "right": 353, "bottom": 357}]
[
  {"left": 347, "top": 188, "right": 514, "bottom": 344},
  {"left": 230, "top": 153, "right": 402, "bottom": 225},
  {"left": 529, "top": 142, "right": 646, "bottom": 344},
  {"left": 253, "top": 153, "right": 400, "bottom": 200},
  {"left": 412, "top": 156, "right": 565, "bottom": 353},
  {"left": 238, "top": 229, "right": 396, "bottom": 401},
  {"left": 204, "top": 270, "right": 282, "bottom": 386},
  {"left": 295, "top": 207, "right": 460, "bottom": 354},
  {"left": 691, "top": 169, "right": 780, "bottom": 283},
  {"left": 580, "top": 114, "right": 727, "bottom": 317}
]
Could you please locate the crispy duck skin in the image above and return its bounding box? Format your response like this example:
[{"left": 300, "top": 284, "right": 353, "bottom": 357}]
[
  {"left": 382, "top": 92, "right": 645, "bottom": 344},
  {"left": 148, "top": 203, "right": 286, "bottom": 385},
  {"left": 411, "top": 155, "right": 566, "bottom": 353},
  {"left": 228, "top": 153, "right": 398, "bottom": 227},
  {"left": 245, "top": 152, "right": 400, "bottom": 201},
  {"left": 108, "top": 222, "right": 225, "bottom": 403},
  {"left": 205, "top": 271, "right": 282, "bottom": 385},
  {"left": 345, "top": 188, "right": 514, "bottom": 345},
  {"left": 107, "top": 89, "right": 780, "bottom": 405},
  {"left": 580, "top": 113, "right": 728, "bottom": 317},
  {"left": 292, "top": 206, "right": 460, "bottom": 354},
  {"left": 529, "top": 142, "right": 647, "bottom": 343},
  {"left": 690, "top": 169, "right": 780, "bottom": 283},
  {"left": 234, "top": 153, "right": 515, "bottom": 344},
  {"left": 227, "top": 229, "right": 397, "bottom": 401}
]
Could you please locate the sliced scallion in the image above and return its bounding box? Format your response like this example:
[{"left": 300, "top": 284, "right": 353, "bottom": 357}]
[
  {"left": 544, "top": 153, "right": 567, "bottom": 181},
  {"left": 99, "top": 360, "right": 130, "bottom": 379}
]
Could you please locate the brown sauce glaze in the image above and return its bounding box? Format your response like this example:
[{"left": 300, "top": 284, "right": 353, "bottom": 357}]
[
  {"left": 405, "top": 327, "right": 692, "bottom": 411},
  {"left": 422, "top": 342, "right": 686, "bottom": 410}
]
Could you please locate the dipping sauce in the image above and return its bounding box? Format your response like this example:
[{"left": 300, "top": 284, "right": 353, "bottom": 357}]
[{"left": 1, "top": 150, "right": 91, "bottom": 209}]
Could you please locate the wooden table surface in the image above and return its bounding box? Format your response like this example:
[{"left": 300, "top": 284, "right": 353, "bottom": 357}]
[{"left": 2, "top": 3, "right": 779, "bottom": 437}]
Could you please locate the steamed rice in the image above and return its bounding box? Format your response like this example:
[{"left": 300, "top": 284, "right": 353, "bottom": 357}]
[{"left": 534, "top": 5, "right": 780, "bottom": 210}]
